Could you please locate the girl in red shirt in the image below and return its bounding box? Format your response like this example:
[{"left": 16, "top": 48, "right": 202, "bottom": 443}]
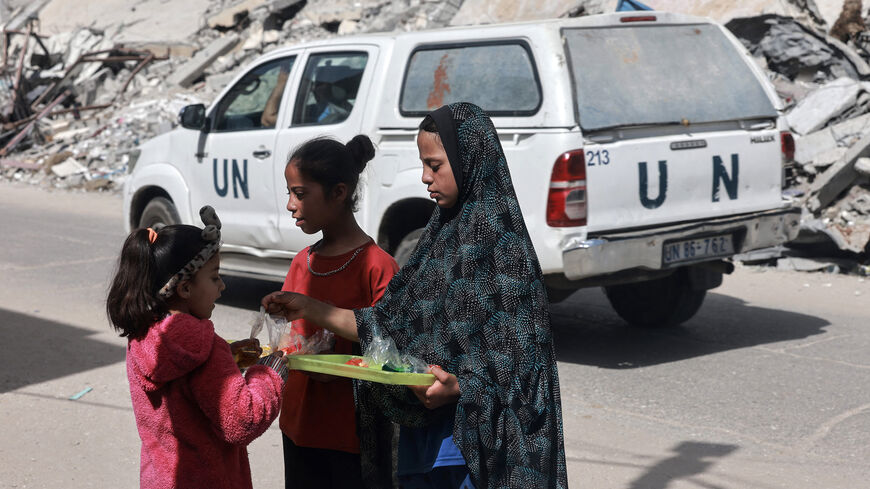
[{"left": 279, "top": 135, "right": 398, "bottom": 488}]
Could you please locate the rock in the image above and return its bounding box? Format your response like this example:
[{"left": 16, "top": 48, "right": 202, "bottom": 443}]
[
  {"left": 726, "top": 15, "right": 870, "bottom": 82},
  {"left": 642, "top": 0, "right": 827, "bottom": 28},
  {"left": 856, "top": 157, "right": 870, "bottom": 176},
  {"left": 207, "top": 0, "right": 267, "bottom": 29},
  {"left": 167, "top": 35, "right": 241, "bottom": 88},
  {"left": 786, "top": 77, "right": 870, "bottom": 135},
  {"left": 451, "top": 0, "right": 608, "bottom": 25},
  {"left": 50, "top": 157, "right": 87, "bottom": 177},
  {"left": 794, "top": 113, "right": 870, "bottom": 168},
  {"left": 808, "top": 131, "right": 870, "bottom": 211}
]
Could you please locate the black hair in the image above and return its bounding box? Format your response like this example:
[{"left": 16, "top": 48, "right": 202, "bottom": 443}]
[
  {"left": 287, "top": 134, "right": 375, "bottom": 211},
  {"left": 419, "top": 114, "right": 438, "bottom": 133},
  {"left": 106, "top": 225, "right": 209, "bottom": 339}
]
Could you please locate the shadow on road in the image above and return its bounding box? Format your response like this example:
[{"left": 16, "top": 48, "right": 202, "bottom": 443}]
[
  {"left": 0, "top": 308, "right": 125, "bottom": 393},
  {"left": 628, "top": 441, "right": 738, "bottom": 489},
  {"left": 217, "top": 275, "right": 284, "bottom": 311},
  {"left": 551, "top": 288, "right": 830, "bottom": 368}
]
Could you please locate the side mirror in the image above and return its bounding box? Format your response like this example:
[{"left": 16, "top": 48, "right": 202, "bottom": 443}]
[{"left": 179, "top": 104, "right": 207, "bottom": 131}]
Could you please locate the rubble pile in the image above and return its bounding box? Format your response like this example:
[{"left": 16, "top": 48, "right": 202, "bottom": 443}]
[
  {"left": 0, "top": 0, "right": 867, "bottom": 269},
  {"left": 0, "top": 0, "right": 463, "bottom": 188},
  {"left": 722, "top": 3, "right": 870, "bottom": 270}
]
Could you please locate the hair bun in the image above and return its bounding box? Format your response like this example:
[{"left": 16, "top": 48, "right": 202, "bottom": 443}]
[{"left": 346, "top": 134, "right": 375, "bottom": 173}]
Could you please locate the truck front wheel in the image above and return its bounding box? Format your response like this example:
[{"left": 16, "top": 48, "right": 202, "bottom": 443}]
[
  {"left": 604, "top": 269, "right": 706, "bottom": 328},
  {"left": 138, "top": 197, "right": 180, "bottom": 230}
]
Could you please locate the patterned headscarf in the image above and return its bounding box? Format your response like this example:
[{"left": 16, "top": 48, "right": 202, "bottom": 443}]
[{"left": 354, "top": 103, "right": 568, "bottom": 489}]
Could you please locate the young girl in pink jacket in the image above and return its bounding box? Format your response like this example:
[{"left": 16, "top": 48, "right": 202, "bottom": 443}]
[{"left": 107, "top": 206, "right": 286, "bottom": 489}]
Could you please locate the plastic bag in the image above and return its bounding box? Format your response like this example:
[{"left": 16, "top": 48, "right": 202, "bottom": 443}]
[
  {"left": 248, "top": 307, "right": 289, "bottom": 355},
  {"left": 363, "top": 334, "right": 427, "bottom": 373},
  {"left": 282, "top": 322, "right": 335, "bottom": 355}
]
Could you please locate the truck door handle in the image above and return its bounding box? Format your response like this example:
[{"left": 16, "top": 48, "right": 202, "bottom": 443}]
[{"left": 252, "top": 149, "right": 271, "bottom": 159}]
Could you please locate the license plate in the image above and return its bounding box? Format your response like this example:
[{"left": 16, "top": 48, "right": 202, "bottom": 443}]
[{"left": 662, "top": 234, "right": 734, "bottom": 265}]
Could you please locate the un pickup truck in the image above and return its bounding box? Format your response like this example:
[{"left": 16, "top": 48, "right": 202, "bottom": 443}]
[{"left": 123, "top": 12, "right": 800, "bottom": 327}]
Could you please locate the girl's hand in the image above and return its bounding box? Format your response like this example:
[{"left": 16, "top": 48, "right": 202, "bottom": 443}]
[
  {"left": 409, "top": 366, "right": 460, "bottom": 410},
  {"left": 261, "top": 291, "right": 308, "bottom": 321},
  {"left": 230, "top": 338, "right": 262, "bottom": 369}
]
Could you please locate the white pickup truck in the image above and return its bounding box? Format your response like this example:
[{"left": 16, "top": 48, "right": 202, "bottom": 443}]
[{"left": 123, "top": 12, "right": 800, "bottom": 327}]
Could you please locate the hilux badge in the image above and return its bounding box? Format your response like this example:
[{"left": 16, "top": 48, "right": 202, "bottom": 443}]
[{"left": 750, "top": 135, "right": 775, "bottom": 144}]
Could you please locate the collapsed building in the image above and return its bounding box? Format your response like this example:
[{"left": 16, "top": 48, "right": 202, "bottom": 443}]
[{"left": 0, "top": 0, "right": 867, "bottom": 271}]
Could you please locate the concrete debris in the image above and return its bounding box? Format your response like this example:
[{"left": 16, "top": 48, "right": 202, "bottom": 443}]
[
  {"left": 807, "top": 131, "right": 870, "bottom": 212},
  {"left": 726, "top": 15, "right": 870, "bottom": 83},
  {"left": 167, "top": 34, "right": 241, "bottom": 88},
  {"left": 0, "top": 0, "right": 866, "bottom": 272},
  {"left": 207, "top": 0, "right": 267, "bottom": 30},
  {"left": 786, "top": 77, "right": 870, "bottom": 135}
]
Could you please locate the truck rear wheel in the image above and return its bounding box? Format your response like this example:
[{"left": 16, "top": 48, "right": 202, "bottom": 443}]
[
  {"left": 604, "top": 269, "right": 706, "bottom": 328},
  {"left": 139, "top": 197, "right": 180, "bottom": 230}
]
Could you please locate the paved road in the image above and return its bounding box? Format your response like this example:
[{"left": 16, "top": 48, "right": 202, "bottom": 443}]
[{"left": 1, "top": 182, "right": 868, "bottom": 488}]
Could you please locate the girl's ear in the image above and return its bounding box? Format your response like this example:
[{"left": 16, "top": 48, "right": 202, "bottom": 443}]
[
  {"left": 176, "top": 281, "right": 192, "bottom": 299},
  {"left": 331, "top": 182, "right": 348, "bottom": 204}
]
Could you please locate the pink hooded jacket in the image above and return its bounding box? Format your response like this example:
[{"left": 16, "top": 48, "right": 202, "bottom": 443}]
[{"left": 126, "top": 313, "right": 283, "bottom": 489}]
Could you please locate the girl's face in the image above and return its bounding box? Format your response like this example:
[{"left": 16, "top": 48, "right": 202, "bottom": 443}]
[
  {"left": 284, "top": 160, "right": 346, "bottom": 234},
  {"left": 180, "top": 254, "right": 225, "bottom": 319},
  {"left": 418, "top": 130, "right": 459, "bottom": 209}
]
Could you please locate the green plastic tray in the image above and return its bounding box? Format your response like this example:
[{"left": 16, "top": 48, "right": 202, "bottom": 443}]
[{"left": 287, "top": 354, "right": 435, "bottom": 385}]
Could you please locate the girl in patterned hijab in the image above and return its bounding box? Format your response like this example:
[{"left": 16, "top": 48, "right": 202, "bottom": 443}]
[{"left": 264, "top": 102, "right": 568, "bottom": 489}]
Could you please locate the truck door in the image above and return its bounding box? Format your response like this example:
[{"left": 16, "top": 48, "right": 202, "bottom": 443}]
[
  {"left": 188, "top": 55, "right": 297, "bottom": 249},
  {"left": 273, "top": 47, "right": 378, "bottom": 252}
]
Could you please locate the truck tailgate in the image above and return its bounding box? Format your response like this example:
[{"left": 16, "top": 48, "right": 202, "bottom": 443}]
[{"left": 584, "top": 130, "right": 784, "bottom": 233}]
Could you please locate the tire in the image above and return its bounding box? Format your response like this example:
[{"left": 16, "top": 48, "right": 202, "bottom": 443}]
[
  {"left": 138, "top": 197, "right": 180, "bottom": 230},
  {"left": 393, "top": 228, "right": 424, "bottom": 267},
  {"left": 604, "top": 268, "right": 706, "bottom": 328},
  {"left": 546, "top": 286, "right": 576, "bottom": 304}
]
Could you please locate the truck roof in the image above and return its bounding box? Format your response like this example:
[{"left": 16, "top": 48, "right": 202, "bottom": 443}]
[{"left": 263, "top": 11, "right": 720, "bottom": 55}]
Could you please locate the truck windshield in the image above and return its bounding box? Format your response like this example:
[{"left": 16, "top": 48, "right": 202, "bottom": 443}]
[{"left": 563, "top": 24, "right": 777, "bottom": 131}]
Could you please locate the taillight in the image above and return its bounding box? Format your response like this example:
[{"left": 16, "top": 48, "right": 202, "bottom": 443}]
[
  {"left": 780, "top": 131, "right": 795, "bottom": 162},
  {"left": 547, "top": 150, "right": 587, "bottom": 227},
  {"left": 620, "top": 15, "right": 656, "bottom": 22}
]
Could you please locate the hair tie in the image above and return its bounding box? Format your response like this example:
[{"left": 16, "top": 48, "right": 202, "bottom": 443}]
[{"left": 146, "top": 228, "right": 158, "bottom": 244}]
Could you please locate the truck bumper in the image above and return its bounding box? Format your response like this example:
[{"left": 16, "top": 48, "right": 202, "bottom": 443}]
[{"left": 562, "top": 207, "right": 802, "bottom": 281}]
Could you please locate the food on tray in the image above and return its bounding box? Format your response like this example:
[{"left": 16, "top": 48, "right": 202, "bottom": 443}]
[
  {"left": 345, "top": 357, "right": 369, "bottom": 367},
  {"left": 381, "top": 360, "right": 413, "bottom": 373}
]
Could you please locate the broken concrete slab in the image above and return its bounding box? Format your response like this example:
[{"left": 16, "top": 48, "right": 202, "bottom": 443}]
[
  {"left": 794, "top": 113, "right": 870, "bottom": 168},
  {"left": 649, "top": 0, "right": 826, "bottom": 28},
  {"left": 4, "top": 0, "right": 51, "bottom": 31},
  {"left": 856, "top": 158, "right": 870, "bottom": 177},
  {"left": 786, "top": 77, "right": 870, "bottom": 135},
  {"left": 50, "top": 157, "right": 86, "bottom": 177},
  {"left": 167, "top": 34, "right": 241, "bottom": 88},
  {"left": 37, "top": 0, "right": 212, "bottom": 44},
  {"left": 207, "top": 0, "right": 267, "bottom": 30},
  {"left": 451, "top": 0, "right": 608, "bottom": 25},
  {"left": 808, "top": 131, "right": 870, "bottom": 211},
  {"left": 726, "top": 15, "right": 870, "bottom": 83}
]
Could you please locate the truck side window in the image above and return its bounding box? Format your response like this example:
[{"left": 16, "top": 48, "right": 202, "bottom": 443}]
[
  {"left": 400, "top": 42, "right": 541, "bottom": 116},
  {"left": 212, "top": 57, "right": 295, "bottom": 132},
  {"left": 292, "top": 52, "right": 368, "bottom": 126}
]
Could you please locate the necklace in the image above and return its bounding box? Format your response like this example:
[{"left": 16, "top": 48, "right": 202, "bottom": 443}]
[{"left": 307, "top": 241, "right": 365, "bottom": 277}]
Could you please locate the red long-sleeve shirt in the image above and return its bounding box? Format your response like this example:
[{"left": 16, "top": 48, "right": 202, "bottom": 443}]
[{"left": 126, "top": 313, "right": 283, "bottom": 489}]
